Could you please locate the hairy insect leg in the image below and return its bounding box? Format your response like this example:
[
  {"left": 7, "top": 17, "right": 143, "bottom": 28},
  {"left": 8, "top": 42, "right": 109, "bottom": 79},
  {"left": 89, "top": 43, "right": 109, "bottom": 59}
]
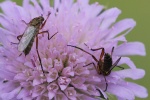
[
  {"left": 103, "top": 76, "right": 108, "bottom": 92},
  {"left": 36, "top": 36, "right": 45, "bottom": 76},
  {"left": 40, "top": 12, "right": 51, "bottom": 29},
  {"left": 38, "top": 31, "right": 58, "bottom": 40},
  {"left": 67, "top": 45, "right": 99, "bottom": 62}
]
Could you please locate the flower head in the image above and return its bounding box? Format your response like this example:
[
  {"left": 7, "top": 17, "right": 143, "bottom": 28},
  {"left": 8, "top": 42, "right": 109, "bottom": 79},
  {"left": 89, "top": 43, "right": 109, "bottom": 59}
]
[{"left": 0, "top": 0, "right": 148, "bottom": 100}]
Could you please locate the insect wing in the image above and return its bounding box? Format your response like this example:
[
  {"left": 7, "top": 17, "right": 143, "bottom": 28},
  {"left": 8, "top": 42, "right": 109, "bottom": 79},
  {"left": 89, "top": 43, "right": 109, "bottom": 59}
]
[{"left": 18, "top": 26, "right": 36, "bottom": 52}]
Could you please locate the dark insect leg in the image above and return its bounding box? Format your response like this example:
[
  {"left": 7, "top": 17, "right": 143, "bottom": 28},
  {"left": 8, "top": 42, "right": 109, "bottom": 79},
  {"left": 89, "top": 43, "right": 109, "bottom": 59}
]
[
  {"left": 83, "top": 62, "right": 97, "bottom": 70},
  {"left": 11, "top": 34, "right": 23, "bottom": 45},
  {"left": 36, "top": 36, "right": 45, "bottom": 76},
  {"left": 109, "top": 57, "right": 122, "bottom": 72},
  {"left": 103, "top": 76, "right": 108, "bottom": 92},
  {"left": 116, "top": 66, "right": 124, "bottom": 70},
  {"left": 17, "top": 34, "right": 23, "bottom": 41},
  {"left": 67, "top": 45, "right": 99, "bottom": 62},
  {"left": 110, "top": 47, "right": 114, "bottom": 57},
  {"left": 21, "top": 20, "right": 28, "bottom": 25},
  {"left": 83, "top": 62, "right": 95, "bottom": 67},
  {"left": 38, "top": 31, "right": 58, "bottom": 40},
  {"left": 84, "top": 43, "right": 104, "bottom": 61},
  {"left": 84, "top": 43, "right": 104, "bottom": 51},
  {"left": 99, "top": 48, "right": 105, "bottom": 61},
  {"left": 96, "top": 88, "right": 108, "bottom": 100},
  {"left": 40, "top": 12, "right": 51, "bottom": 29}
]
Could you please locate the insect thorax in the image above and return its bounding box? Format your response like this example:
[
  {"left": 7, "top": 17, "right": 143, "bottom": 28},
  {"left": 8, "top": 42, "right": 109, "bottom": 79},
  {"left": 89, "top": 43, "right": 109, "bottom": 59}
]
[{"left": 29, "top": 16, "right": 44, "bottom": 27}]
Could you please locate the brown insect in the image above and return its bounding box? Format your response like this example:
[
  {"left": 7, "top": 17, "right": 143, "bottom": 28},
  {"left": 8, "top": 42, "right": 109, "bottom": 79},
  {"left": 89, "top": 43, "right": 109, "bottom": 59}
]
[
  {"left": 67, "top": 44, "right": 124, "bottom": 92},
  {"left": 12, "top": 12, "right": 58, "bottom": 75}
]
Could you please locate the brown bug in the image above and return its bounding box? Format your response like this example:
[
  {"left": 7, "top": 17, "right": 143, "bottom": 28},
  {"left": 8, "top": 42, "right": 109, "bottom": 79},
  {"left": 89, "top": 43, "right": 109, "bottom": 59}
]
[
  {"left": 12, "top": 12, "right": 58, "bottom": 75},
  {"left": 67, "top": 44, "right": 124, "bottom": 92}
]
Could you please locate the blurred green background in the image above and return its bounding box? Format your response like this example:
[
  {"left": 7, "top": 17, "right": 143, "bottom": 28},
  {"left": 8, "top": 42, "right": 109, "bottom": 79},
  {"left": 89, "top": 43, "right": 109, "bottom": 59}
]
[{"left": 0, "top": 0, "right": 149, "bottom": 100}]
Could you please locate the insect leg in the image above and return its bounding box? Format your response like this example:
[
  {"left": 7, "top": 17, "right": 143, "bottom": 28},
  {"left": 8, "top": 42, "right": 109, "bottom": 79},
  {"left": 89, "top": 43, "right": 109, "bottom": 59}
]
[
  {"left": 84, "top": 43, "right": 104, "bottom": 61},
  {"left": 103, "top": 76, "right": 108, "bottom": 92},
  {"left": 116, "top": 66, "right": 124, "bottom": 70},
  {"left": 17, "top": 34, "right": 23, "bottom": 41},
  {"left": 83, "top": 62, "right": 97, "bottom": 70},
  {"left": 109, "top": 57, "right": 122, "bottom": 72},
  {"left": 38, "top": 31, "right": 58, "bottom": 40},
  {"left": 40, "top": 12, "right": 51, "bottom": 29},
  {"left": 96, "top": 88, "right": 108, "bottom": 100},
  {"left": 110, "top": 47, "right": 114, "bottom": 57},
  {"left": 36, "top": 36, "right": 45, "bottom": 75},
  {"left": 84, "top": 43, "right": 104, "bottom": 51},
  {"left": 67, "top": 45, "right": 99, "bottom": 62},
  {"left": 11, "top": 34, "right": 23, "bottom": 45}
]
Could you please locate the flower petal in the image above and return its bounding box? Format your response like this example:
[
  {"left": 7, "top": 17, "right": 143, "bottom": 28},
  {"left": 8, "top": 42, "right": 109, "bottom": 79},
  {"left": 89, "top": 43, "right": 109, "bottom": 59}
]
[
  {"left": 1, "top": 86, "right": 21, "bottom": 100},
  {"left": 54, "top": 92, "right": 68, "bottom": 100},
  {"left": 107, "top": 84, "right": 135, "bottom": 100},
  {"left": 99, "top": 7, "right": 121, "bottom": 31},
  {"left": 114, "top": 42, "right": 146, "bottom": 56},
  {"left": 112, "top": 69, "right": 145, "bottom": 80},
  {"left": 125, "top": 82, "right": 148, "bottom": 98},
  {"left": 108, "top": 19, "right": 136, "bottom": 39},
  {"left": 46, "top": 68, "right": 58, "bottom": 83},
  {"left": 58, "top": 77, "right": 71, "bottom": 91}
]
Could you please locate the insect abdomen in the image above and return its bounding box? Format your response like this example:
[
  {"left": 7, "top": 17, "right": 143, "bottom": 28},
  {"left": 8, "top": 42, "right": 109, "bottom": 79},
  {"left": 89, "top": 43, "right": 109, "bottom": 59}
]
[{"left": 103, "top": 53, "right": 112, "bottom": 74}]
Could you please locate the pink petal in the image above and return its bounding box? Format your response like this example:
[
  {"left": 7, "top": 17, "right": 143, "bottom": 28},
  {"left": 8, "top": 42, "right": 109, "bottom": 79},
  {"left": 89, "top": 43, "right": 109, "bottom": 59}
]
[
  {"left": 112, "top": 69, "right": 145, "bottom": 80},
  {"left": 31, "top": 0, "right": 42, "bottom": 14},
  {"left": 118, "top": 57, "right": 136, "bottom": 69},
  {"left": 0, "top": 69, "right": 15, "bottom": 80},
  {"left": 47, "top": 83, "right": 59, "bottom": 93},
  {"left": 108, "top": 19, "right": 136, "bottom": 39},
  {"left": 54, "top": 0, "right": 61, "bottom": 10},
  {"left": 65, "top": 87, "right": 77, "bottom": 100},
  {"left": 58, "top": 77, "right": 71, "bottom": 90},
  {"left": 17, "top": 88, "right": 30, "bottom": 99},
  {"left": 61, "top": 66, "right": 74, "bottom": 77},
  {"left": 125, "top": 82, "right": 148, "bottom": 98},
  {"left": 107, "top": 84, "right": 135, "bottom": 100},
  {"left": 1, "top": 86, "right": 21, "bottom": 100},
  {"left": 0, "top": 15, "right": 14, "bottom": 31},
  {"left": 85, "top": 85, "right": 99, "bottom": 96},
  {"left": 33, "top": 77, "right": 45, "bottom": 86},
  {"left": 0, "top": 1, "right": 21, "bottom": 22},
  {"left": 114, "top": 42, "right": 146, "bottom": 56},
  {"left": 40, "top": 0, "right": 51, "bottom": 13},
  {"left": 99, "top": 8, "right": 121, "bottom": 31},
  {"left": 48, "top": 91, "right": 55, "bottom": 99},
  {"left": 71, "top": 77, "right": 87, "bottom": 90},
  {"left": 46, "top": 68, "right": 58, "bottom": 83},
  {"left": 55, "top": 92, "right": 68, "bottom": 100},
  {"left": 0, "top": 28, "right": 13, "bottom": 48}
]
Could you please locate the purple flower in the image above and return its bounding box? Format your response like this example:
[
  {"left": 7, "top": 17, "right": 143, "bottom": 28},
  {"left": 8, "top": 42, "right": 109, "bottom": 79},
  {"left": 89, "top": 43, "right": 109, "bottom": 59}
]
[{"left": 0, "top": 0, "right": 148, "bottom": 100}]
